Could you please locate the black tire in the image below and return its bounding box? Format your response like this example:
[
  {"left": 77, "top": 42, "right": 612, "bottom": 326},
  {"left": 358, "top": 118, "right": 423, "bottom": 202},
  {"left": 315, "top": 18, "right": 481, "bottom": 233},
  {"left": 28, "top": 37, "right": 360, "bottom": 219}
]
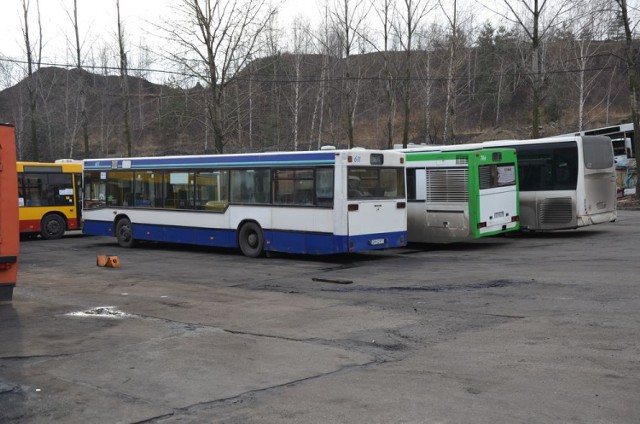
[
  {"left": 40, "top": 214, "right": 66, "bottom": 240},
  {"left": 116, "top": 218, "right": 135, "bottom": 248},
  {"left": 238, "top": 222, "right": 264, "bottom": 258}
]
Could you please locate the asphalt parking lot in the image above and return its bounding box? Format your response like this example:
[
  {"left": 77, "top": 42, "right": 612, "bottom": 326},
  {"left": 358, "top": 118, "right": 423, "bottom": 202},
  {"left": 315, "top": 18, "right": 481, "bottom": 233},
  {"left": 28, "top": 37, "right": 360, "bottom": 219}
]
[{"left": 1, "top": 210, "right": 640, "bottom": 424}]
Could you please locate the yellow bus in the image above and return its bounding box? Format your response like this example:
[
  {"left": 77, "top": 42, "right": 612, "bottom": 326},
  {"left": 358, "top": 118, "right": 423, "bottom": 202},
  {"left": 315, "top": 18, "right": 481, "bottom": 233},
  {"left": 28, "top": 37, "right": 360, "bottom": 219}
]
[{"left": 17, "top": 160, "right": 82, "bottom": 239}]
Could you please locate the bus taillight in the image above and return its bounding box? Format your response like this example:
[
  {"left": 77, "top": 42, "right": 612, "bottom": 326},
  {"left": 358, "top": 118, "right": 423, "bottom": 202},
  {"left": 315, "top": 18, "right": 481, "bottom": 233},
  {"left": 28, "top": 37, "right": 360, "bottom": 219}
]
[
  {"left": 477, "top": 222, "right": 487, "bottom": 229},
  {"left": 396, "top": 202, "right": 406, "bottom": 209},
  {"left": 511, "top": 215, "right": 520, "bottom": 222},
  {"left": 348, "top": 204, "right": 359, "bottom": 212}
]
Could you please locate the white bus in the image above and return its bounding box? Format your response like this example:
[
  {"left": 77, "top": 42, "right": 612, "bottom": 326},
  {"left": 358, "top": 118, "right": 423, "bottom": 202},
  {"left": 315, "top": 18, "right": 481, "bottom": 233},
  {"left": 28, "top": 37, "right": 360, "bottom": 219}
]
[
  {"left": 479, "top": 135, "right": 617, "bottom": 231},
  {"left": 403, "top": 146, "right": 520, "bottom": 243},
  {"left": 82, "top": 149, "right": 407, "bottom": 257}
]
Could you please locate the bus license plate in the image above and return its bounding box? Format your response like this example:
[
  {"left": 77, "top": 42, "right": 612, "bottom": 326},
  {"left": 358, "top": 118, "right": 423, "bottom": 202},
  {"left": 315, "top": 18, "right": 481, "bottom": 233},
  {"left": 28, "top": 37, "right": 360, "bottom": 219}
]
[
  {"left": 494, "top": 211, "right": 504, "bottom": 218},
  {"left": 369, "top": 238, "right": 386, "bottom": 246}
]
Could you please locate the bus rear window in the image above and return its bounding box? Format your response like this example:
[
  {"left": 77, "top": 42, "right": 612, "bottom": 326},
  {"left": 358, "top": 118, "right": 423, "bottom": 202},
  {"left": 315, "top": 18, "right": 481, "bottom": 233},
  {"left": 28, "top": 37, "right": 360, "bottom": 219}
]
[
  {"left": 348, "top": 167, "right": 404, "bottom": 200},
  {"left": 479, "top": 164, "right": 516, "bottom": 189},
  {"left": 583, "top": 137, "right": 614, "bottom": 169}
]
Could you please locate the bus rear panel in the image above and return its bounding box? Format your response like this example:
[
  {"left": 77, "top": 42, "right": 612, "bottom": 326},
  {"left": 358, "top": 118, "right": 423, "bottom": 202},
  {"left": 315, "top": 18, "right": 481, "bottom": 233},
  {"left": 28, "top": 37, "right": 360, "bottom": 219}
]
[{"left": 405, "top": 148, "right": 520, "bottom": 243}]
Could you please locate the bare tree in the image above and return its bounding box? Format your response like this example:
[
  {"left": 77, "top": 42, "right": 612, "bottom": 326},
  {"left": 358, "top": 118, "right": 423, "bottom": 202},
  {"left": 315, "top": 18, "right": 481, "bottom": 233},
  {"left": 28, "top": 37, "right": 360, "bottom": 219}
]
[
  {"left": 65, "top": 0, "right": 90, "bottom": 157},
  {"left": 89, "top": 42, "right": 116, "bottom": 155},
  {"left": 163, "top": 0, "right": 277, "bottom": 154},
  {"left": 264, "top": 13, "right": 283, "bottom": 150},
  {"left": 116, "top": 0, "right": 133, "bottom": 157},
  {"left": 20, "top": 0, "right": 42, "bottom": 161},
  {"left": 440, "top": 0, "right": 461, "bottom": 143},
  {"left": 613, "top": 0, "right": 640, "bottom": 199},
  {"left": 482, "top": 0, "right": 573, "bottom": 138},
  {"left": 370, "top": 0, "right": 397, "bottom": 148},
  {"left": 308, "top": 4, "right": 334, "bottom": 150},
  {"left": 288, "top": 18, "right": 313, "bottom": 151},
  {"left": 415, "top": 25, "right": 436, "bottom": 144},
  {"left": 559, "top": 4, "right": 610, "bottom": 131},
  {"left": 330, "top": 0, "right": 369, "bottom": 148},
  {"left": 395, "top": 0, "right": 434, "bottom": 147}
]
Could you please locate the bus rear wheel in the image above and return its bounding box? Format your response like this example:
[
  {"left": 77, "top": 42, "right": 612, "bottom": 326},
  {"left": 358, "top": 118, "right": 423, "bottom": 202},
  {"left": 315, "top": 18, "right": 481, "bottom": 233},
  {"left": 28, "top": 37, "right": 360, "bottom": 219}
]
[
  {"left": 238, "top": 222, "right": 264, "bottom": 258},
  {"left": 116, "top": 218, "right": 135, "bottom": 248},
  {"left": 41, "top": 214, "right": 66, "bottom": 240}
]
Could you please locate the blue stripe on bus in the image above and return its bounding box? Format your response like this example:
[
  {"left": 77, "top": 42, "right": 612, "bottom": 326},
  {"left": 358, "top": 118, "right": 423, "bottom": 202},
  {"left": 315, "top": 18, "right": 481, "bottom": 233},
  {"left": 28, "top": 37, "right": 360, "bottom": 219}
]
[
  {"left": 84, "top": 152, "right": 337, "bottom": 170},
  {"left": 83, "top": 220, "right": 407, "bottom": 255},
  {"left": 265, "top": 230, "right": 407, "bottom": 254}
]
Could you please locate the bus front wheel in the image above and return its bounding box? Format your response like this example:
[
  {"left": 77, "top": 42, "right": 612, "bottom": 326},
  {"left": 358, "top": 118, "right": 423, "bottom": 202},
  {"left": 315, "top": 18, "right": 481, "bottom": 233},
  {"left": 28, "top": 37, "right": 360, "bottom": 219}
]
[
  {"left": 238, "top": 222, "right": 264, "bottom": 258},
  {"left": 41, "top": 214, "right": 66, "bottom": 240},
  {"left": 116, "top": 218, "right": 135, "bottom": 248}
]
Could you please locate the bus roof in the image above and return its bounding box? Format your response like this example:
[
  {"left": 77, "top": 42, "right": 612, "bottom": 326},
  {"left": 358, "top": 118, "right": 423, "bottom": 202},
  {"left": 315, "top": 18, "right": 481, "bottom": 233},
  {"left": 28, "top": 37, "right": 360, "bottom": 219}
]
[
  {"left": 84, "top": 149, "right": 404, "bottom": 171},
  {"left": 17, "top": 161, "right": 83, "bottom": 172},
  {"left": 479, "top": 135, "right": 614, "bottom": 148}
]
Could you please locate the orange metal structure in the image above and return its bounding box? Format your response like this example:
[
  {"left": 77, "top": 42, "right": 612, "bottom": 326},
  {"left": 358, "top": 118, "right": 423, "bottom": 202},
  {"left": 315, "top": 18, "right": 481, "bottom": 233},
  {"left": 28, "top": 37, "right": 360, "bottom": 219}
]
[{"left": 0, "top": 124, "right": 19, "bottom": 301}]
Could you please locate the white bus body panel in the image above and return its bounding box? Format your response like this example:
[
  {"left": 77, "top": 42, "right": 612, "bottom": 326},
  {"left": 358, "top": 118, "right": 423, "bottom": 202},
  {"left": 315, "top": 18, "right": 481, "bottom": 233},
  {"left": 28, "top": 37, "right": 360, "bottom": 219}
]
[
  {"left": 348, "top": 201, "right": 407, "bottom": 236},
  {"left": 270, "top": 207, "right": 336, "bottom": 234}
]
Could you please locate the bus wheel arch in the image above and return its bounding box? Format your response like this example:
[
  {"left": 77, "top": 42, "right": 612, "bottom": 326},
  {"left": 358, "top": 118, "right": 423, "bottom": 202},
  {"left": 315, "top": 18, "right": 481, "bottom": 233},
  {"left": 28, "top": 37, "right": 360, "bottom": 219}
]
[
  {"left": 40, "top": 213, "right": 67, "bottom": 240},
  {"left": 237, "top": 220, "right": 264, "bottom": 258},
  {"left": 114, "top": 215, "right": 135, "bottom": 248}
]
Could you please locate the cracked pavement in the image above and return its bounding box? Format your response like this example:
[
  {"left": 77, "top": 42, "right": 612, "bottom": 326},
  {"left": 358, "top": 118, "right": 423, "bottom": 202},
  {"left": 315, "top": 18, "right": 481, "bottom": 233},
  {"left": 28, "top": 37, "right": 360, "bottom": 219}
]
[{"left": 1, "top": 211, "right": 640, "bottom": 423}]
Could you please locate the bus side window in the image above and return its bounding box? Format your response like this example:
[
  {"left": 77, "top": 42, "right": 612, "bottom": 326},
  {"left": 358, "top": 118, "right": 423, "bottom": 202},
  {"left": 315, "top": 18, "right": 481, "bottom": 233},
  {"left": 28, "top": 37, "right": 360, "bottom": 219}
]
[{"left": 315, "top": 168, "right": 334, "bottom": 206}]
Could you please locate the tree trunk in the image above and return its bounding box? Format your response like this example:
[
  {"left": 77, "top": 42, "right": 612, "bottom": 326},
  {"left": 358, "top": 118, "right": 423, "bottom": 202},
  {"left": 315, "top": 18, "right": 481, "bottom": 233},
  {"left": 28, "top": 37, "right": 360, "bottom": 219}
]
[
  {"left": 619, "top": 0, "right": 640, "bottom": 199},
  {"left": 22, "top": 0, "right": 39, "bottom": 161},
  {"left": 117, "top": 0, "right": 132, "bottom": 157}
]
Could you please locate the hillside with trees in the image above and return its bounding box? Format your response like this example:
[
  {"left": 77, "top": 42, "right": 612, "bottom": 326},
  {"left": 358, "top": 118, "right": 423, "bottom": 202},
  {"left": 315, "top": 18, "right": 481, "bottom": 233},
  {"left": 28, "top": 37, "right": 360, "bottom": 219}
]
[{"left": 0, "top": 0, "right": 638, "bottom": 163}]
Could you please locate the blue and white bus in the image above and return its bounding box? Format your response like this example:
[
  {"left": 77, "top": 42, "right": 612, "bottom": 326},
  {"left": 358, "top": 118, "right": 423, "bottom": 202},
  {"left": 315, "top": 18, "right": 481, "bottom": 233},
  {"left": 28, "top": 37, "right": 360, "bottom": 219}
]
[{"left": 82, "top": 149, "right": 407, "bottom": 257}]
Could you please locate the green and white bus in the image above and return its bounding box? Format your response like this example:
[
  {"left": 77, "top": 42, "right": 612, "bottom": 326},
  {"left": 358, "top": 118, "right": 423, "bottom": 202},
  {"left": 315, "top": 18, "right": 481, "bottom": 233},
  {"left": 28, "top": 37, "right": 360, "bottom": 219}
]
[{"left": 403, "top": 146, "right": 520, "bottom": 243}]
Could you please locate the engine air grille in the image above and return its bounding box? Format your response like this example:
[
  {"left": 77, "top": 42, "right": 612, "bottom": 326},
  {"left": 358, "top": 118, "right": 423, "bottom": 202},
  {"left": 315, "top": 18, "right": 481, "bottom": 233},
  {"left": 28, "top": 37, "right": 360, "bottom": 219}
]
[
  {"left": 539, "top": 197, "right": 573, "bottom": 224},
  {"left": 426, "top": 168, "right": 468, "bottom": 203}
]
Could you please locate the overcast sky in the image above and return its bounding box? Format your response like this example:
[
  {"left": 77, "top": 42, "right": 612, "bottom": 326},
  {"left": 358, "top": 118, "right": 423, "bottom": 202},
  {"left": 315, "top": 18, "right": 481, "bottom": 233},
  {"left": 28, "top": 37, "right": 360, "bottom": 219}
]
[{"left": 0, "top": 0, "right": 319, "bottom": 80}]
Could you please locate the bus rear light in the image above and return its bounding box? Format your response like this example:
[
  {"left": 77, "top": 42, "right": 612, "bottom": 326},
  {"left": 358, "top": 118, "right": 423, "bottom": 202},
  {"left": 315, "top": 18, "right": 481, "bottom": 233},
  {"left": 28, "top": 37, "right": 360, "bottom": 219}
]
[
  {"left": 348, "top": 155, "right": 353, "bottom": 163},
  {"left": 477, "top": 222, "right": 487, "bottom": 229},
  {"left": 348, "top": 204, "right": 359, "bottom": 212},
  {"left": 396, "top": 202, "right": 406, "bottom": 209},
  {"left": 0, "top": 263, "right": 13, "bottom": 271},
  {"left": 511, "top": 215, "right": 520, "bottom": 222}
]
